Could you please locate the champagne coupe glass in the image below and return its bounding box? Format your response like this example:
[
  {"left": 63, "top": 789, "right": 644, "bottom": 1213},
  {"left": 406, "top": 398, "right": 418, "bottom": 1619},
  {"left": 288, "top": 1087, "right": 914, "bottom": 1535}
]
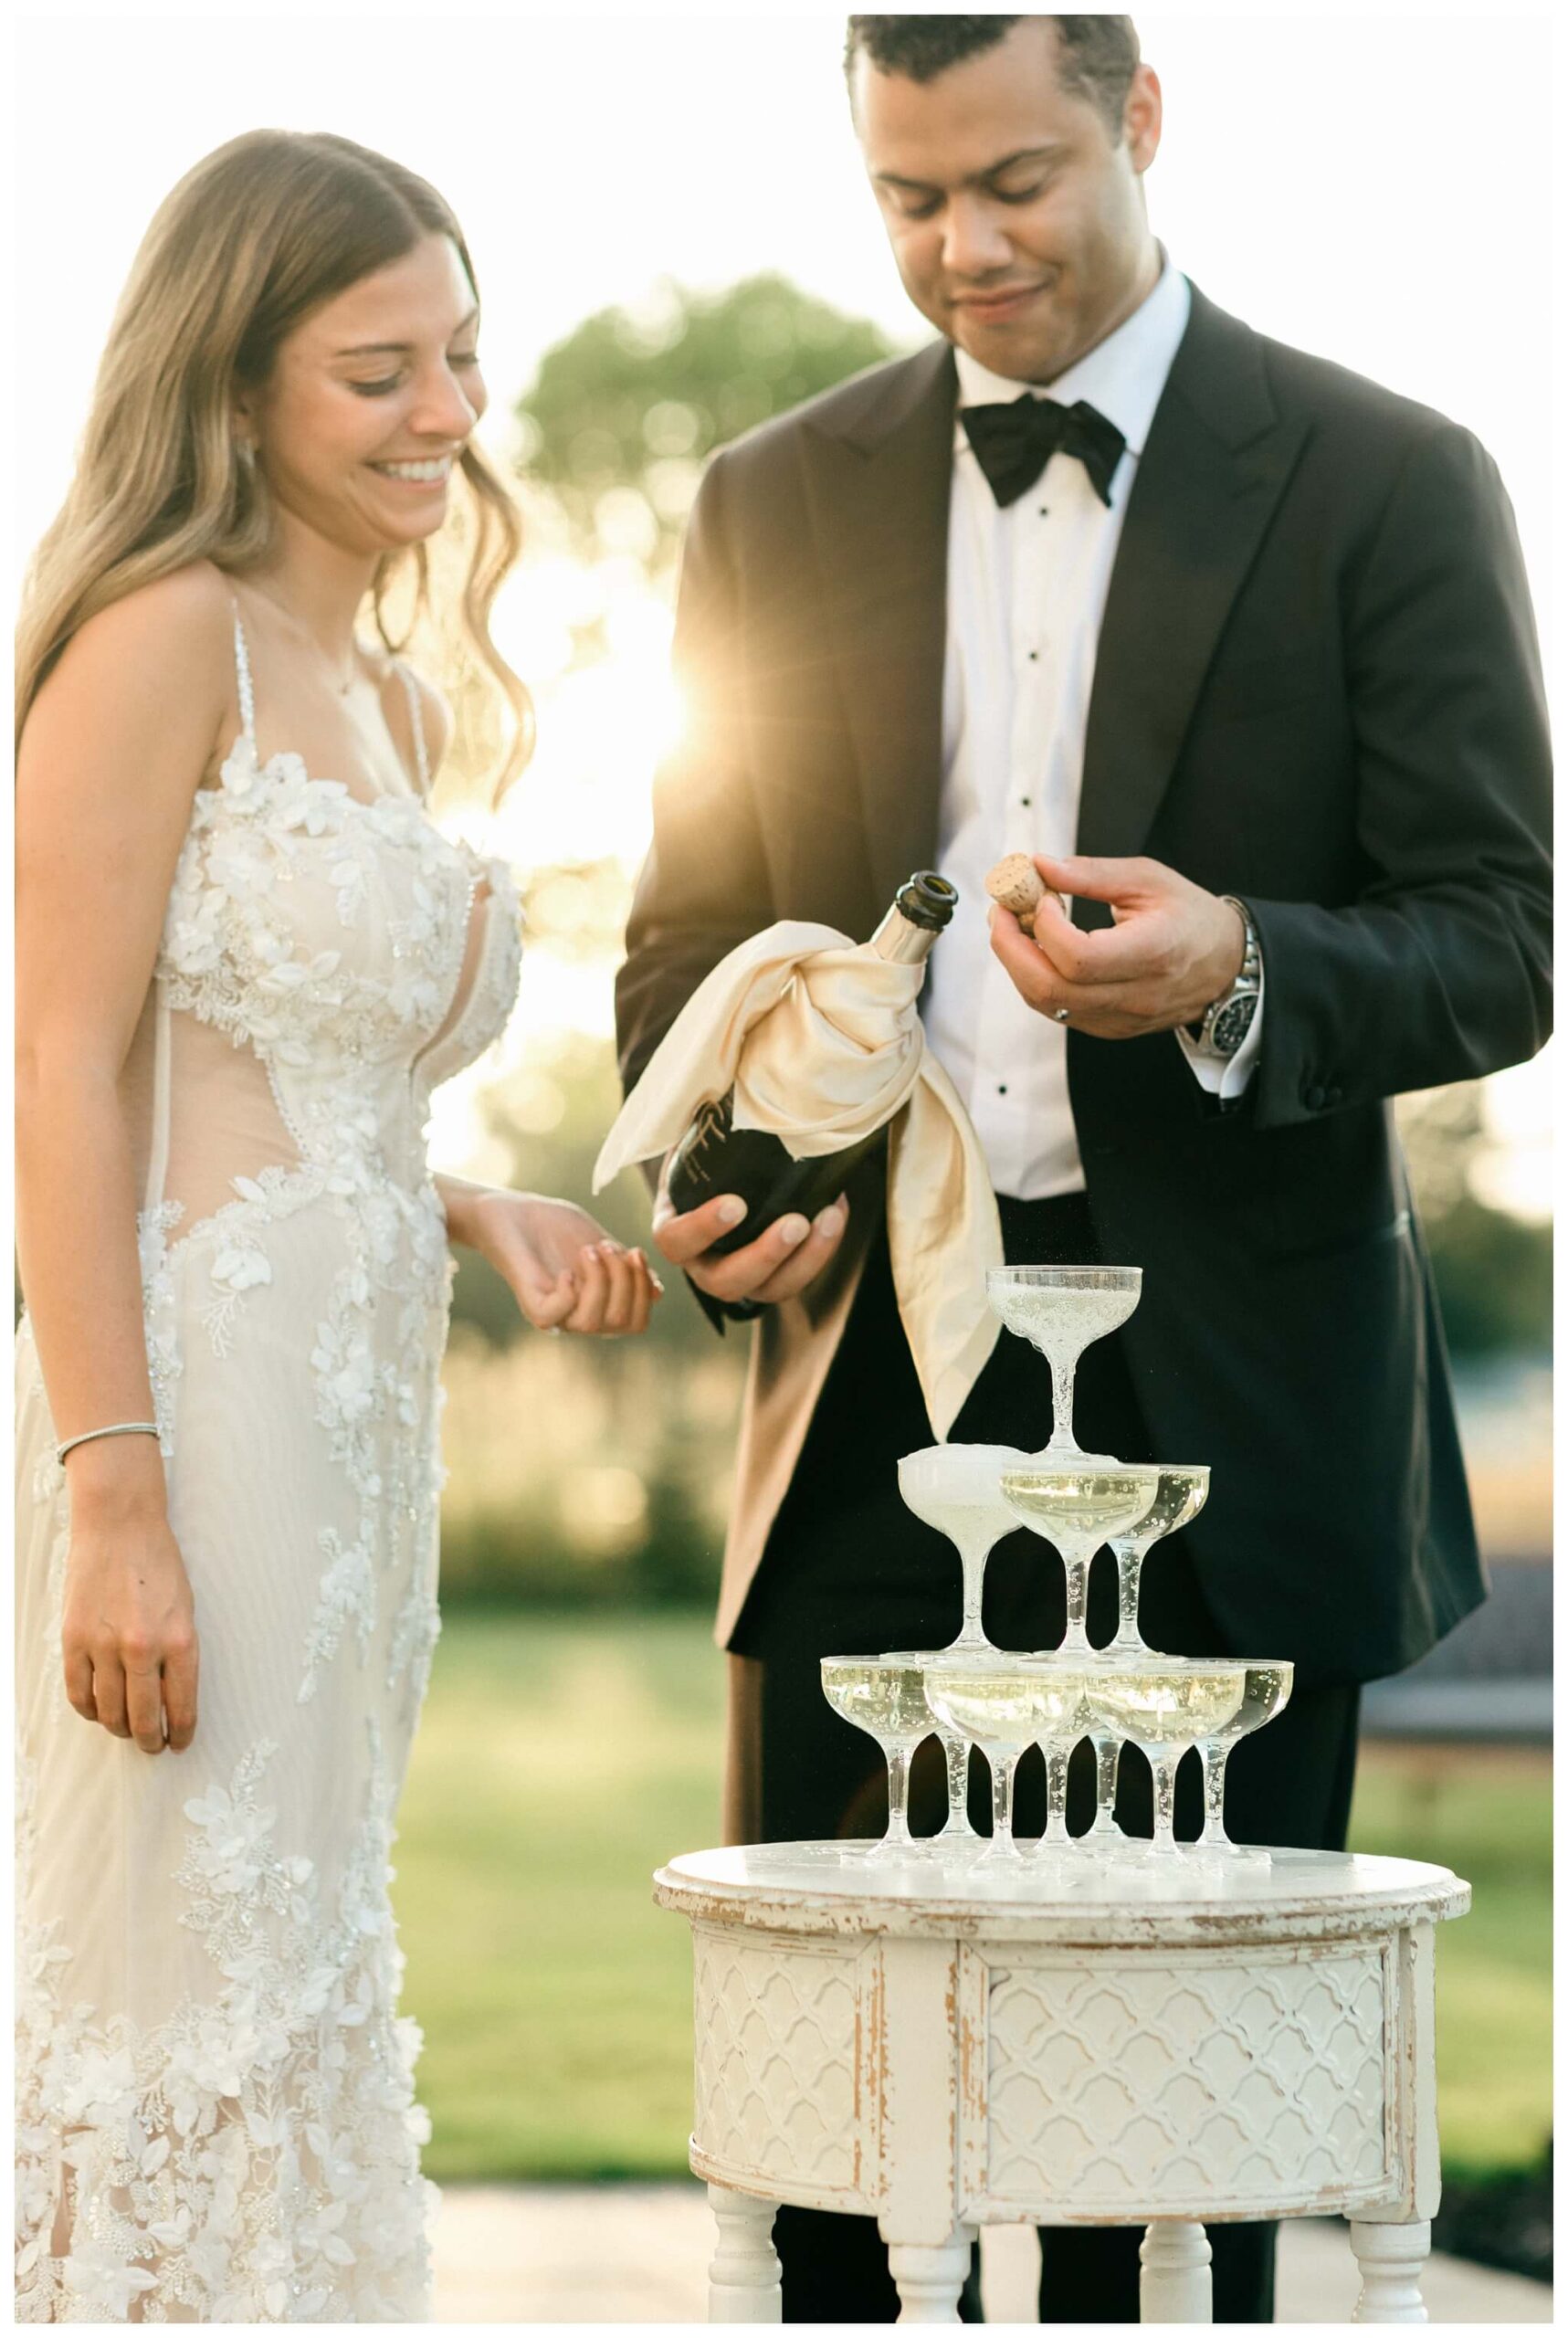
[
  {"left": 985, "top": 1265, "right": 1142, "bottom": 1461},
  {"left": 1196, "top": 1661, "right": 1294, "bottom": 1848},
  {"left": 924, "top": 1659, "right": 1047, "bottom": 1867},
  {"left": 880, "top": 1648, "right": 977, "bottom": 1844},
  {"left": 1086, "top": 1660, "right": 1247, "bottom": 1855},
  {"left": 1086, "top": 1465, "right": 1211, "bottom": 1843},
  {"left": 1107, "top": 1466, "right": 1211, "bottom": 1653},
  {"left": 999, "top": 1465, "right": 1163, "bottom": 1654},
  {"left": 1025, "top": 1659, "right": 1093, "bottom": 1859},
  {"left": 898, "top": 1443, "right": 1026, "bottom": 1652},
  {"left": 820, "top": 1655, "right": 934, "bottom": 1856}
]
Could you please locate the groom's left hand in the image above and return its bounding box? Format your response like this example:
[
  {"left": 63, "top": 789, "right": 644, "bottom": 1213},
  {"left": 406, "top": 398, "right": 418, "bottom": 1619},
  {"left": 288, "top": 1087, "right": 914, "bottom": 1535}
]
[{"left": 989, "top": 852, "right": 1246, "bottom": 1038}]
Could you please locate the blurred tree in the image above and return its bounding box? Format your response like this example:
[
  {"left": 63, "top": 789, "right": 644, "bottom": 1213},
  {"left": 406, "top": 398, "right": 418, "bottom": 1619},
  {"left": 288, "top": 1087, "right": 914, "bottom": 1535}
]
[{"left": 515, "top": 273, "right": 900, "bottom": 568}]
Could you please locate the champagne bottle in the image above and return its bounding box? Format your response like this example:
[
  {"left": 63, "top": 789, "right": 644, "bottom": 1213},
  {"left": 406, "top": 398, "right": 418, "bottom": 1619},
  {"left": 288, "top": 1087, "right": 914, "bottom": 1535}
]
[{"left": 666, "top": 871, "right": 958, "bottom": 1258}]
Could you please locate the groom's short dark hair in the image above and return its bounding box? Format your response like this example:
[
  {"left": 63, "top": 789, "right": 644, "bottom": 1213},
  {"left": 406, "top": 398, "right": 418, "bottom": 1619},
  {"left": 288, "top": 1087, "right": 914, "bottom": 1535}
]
[{"left": 844, "top": 16, "right": 1142, "bottom": 136}]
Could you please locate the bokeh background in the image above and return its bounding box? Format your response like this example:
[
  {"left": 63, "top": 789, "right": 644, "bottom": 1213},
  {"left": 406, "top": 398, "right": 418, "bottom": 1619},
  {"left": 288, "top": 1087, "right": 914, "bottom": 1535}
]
[{"left": 13, "top": 5, "right": 1553, "bottom": 2291}]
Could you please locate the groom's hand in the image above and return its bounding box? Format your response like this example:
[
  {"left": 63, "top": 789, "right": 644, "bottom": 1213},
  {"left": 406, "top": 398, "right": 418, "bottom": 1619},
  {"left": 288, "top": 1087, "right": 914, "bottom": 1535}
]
[
  {"left": 653, "top": 1174, "right": 849, "bottom": 1307},
  {"left": 989, "top": 853, "right": 1246, "bottom": 1038}
]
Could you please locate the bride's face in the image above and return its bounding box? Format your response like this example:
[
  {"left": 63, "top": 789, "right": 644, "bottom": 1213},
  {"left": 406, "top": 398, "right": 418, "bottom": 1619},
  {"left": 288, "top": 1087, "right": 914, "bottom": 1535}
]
[{"left": 242, "top": 233, "right": 488, "bottom": 557}]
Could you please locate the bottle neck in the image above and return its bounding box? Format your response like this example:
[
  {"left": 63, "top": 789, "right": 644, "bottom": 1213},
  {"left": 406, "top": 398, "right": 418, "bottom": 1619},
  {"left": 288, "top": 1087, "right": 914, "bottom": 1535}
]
[{"left": 868, "top": 905, "right": 942, "bottom": 967}]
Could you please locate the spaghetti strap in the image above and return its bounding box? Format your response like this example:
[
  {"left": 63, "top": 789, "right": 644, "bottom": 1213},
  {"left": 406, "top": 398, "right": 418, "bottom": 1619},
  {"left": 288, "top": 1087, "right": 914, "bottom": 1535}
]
[
  {"left": 230, "top": 598, "right": 258, "bottom": 753},
  {"left": 395, "top": 662, "right": 431, "bottom": 795}
]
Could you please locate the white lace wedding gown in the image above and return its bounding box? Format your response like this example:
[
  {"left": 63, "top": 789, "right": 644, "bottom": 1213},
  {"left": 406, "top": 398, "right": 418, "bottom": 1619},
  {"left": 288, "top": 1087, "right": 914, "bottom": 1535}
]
[{"left": 15, "top": 611, "right": 521, "bottom": 2322}]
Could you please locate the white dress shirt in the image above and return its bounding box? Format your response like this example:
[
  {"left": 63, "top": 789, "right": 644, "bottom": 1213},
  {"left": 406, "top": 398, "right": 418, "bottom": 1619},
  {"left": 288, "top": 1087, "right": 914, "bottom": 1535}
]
[{"left": 921, "top": 260, "right": 1263, "bottom": 1202}]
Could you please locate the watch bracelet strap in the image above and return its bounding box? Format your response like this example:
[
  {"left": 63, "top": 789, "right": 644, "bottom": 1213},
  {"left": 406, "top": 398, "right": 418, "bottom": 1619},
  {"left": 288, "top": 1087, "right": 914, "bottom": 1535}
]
[{"left": 1188, "top": 897, "right": 1261, "bottom": 1045}]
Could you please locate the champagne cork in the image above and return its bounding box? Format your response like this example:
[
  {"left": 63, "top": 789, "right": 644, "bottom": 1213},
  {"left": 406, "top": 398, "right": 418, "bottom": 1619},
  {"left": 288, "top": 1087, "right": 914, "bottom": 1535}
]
[{"left": 985, "top": 854, "right": 1064, "bottom": 935}]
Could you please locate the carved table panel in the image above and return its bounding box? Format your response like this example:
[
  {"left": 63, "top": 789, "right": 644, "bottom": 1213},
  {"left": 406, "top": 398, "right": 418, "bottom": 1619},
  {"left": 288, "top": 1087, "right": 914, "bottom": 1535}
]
[{"left": 656, "top": 1845, "right": 1468, "bottom": 2323}]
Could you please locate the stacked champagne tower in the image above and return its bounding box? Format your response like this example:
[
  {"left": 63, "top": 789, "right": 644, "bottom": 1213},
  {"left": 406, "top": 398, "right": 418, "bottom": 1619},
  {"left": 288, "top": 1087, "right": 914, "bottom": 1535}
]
[{"left": 822, "top": 1266, "right": 1292, "bottom": 1872}]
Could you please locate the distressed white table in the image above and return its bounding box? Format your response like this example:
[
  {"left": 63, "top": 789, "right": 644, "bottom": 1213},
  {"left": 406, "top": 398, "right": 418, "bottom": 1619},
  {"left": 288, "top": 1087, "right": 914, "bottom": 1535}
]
[{"left": 653, "top": 1843, "right": 1468, "bottom": 2324}]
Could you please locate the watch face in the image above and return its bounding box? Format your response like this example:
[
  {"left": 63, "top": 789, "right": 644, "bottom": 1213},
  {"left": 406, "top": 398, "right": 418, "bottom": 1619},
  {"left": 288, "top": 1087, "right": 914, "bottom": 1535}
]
[{"left": 1212, "top": 992, "right": 1259, "bottom": 1056}]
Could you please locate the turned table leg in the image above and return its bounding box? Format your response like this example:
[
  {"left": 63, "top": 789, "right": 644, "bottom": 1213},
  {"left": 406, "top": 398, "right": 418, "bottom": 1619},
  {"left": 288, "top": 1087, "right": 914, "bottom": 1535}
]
[
  {"left": 885, "top": 2222, "right": 972, "bottom": 2323},
  {"left": 1349, "top": 2218, "right": 1430, "bottom": 2323},
  {"left": 707, "top": 2183, "right": 782, "bottom": 2322},
  {"left": 1140, "top": 2219, "right": 1213, "bottom": 2322}
]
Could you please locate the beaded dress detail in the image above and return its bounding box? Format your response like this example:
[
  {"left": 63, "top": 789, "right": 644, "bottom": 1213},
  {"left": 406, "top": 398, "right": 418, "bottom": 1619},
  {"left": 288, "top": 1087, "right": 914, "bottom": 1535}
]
[{"left": 14, "top": 612, "right": 521, "bottom": 2321}]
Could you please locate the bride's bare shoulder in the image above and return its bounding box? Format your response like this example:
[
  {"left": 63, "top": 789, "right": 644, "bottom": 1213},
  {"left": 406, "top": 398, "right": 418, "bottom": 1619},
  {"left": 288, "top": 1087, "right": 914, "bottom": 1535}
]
[
  {"left": 21, "top": 563, "right": 237, "bottom": 806},
  {"left": 37, "top": 561, "right": 235, "bottom": 712},
  {"left": 68, "top": 558, "right": 233, "bottom": 662}
]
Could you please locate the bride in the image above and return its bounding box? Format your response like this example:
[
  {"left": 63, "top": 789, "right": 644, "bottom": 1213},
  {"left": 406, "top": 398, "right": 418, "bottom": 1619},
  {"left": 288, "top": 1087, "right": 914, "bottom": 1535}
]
[{"left": 14, "top": 130, "right": 659, "bottom": 2320}]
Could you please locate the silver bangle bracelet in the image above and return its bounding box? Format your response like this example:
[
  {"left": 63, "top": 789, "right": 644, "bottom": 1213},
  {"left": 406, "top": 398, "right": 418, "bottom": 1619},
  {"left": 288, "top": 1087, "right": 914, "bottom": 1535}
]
[{"left": 56, "top": 1422, "right": 161, "bottom": 1466}]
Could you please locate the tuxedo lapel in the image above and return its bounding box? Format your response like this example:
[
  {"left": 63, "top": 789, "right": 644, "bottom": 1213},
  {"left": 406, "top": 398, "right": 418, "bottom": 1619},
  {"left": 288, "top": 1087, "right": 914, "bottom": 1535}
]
[
  {"left": 798, "top": 342, "right": 955, "bottom": 917},
  {"left": 1076, "top": 289, "right": 1310, "bottom": 902}
]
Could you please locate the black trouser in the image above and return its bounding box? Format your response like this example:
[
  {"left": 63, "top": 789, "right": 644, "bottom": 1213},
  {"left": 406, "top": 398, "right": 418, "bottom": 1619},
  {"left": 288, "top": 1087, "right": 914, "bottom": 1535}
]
[{"left": 731, "top": 1195, "right": 1362, "bottom": 2325}]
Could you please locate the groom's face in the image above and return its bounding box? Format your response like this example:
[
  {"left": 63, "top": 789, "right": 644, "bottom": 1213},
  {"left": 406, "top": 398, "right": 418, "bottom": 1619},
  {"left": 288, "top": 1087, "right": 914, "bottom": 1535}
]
[{"left": 854, "top": 21, "right": 1162, "bottom": 384}]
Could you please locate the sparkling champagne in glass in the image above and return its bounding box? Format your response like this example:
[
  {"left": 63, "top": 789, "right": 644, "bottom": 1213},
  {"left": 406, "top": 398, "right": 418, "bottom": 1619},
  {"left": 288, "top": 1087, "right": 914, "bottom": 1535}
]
[
  {"left": 820, "top": 1656, "right": 934, "bottom": 1853},
  {"left": 1196, "top": 1661, "right": 1294, "bottom": 1848},
  {"left": 1021, "top": 1658, "right": 1094, "bottom": 1855},
  {"left": 985, "top": 1265, "right": 1142, "bottom": 1461},
  {"left": 999, "top": 1465, "right": 1163, "bottom": 1653},
  {"left": 879, "top": 1648, "right": 977, "bottom": 1843},
  {"left": 1089, "top": 1464, "right": 1211, "bottom": 1840},
  {"left": 1086, "top": 1661, "right": 1247, "bottom": 1855},
  {"left": 898, "top": 1443, "right": 1025, "bottom": 1652},
  {"left": 923, "top": 1659, "right": 1050, "bottom": 1866}
]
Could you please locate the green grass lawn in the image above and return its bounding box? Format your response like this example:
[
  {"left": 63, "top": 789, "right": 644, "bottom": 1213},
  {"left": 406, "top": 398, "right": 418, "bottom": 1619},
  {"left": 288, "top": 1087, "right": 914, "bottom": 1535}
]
[
  {"left": 394, "top": 1610, "right": 1551, "bottom": 2184},
  {"left": 394, "top": 1608, "right": 726, "bottom": 2179},
  {"left": 1345, "top": 1742, "right": 1552, "bottom": 2179}
]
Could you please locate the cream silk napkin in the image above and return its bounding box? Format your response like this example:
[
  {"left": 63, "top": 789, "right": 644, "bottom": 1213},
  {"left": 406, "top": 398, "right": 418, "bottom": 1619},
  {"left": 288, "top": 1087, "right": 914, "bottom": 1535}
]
[{"left": 595, "top": 921, "right": 1003, "bottom": 1437}]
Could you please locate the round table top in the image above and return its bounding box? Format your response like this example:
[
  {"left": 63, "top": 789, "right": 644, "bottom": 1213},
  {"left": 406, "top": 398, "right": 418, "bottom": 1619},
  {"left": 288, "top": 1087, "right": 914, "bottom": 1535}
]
[{"left": 654, "top": 1841, "right": 1469, "bottom": 1946}]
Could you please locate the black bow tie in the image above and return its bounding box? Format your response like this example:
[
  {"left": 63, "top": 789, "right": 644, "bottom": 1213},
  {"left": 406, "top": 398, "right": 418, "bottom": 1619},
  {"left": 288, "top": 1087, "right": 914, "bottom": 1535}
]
[{"left": 960, "top": 394, "right": 1127, "bottom": 510}]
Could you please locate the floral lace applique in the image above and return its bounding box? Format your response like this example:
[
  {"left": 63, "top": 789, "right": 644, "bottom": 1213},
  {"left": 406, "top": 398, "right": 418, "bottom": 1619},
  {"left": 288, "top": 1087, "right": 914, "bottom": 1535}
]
[
  {"left": 138, "top": 1201, "right": 186, "bottom": 1458},
  {"left": 15, "top": 1736, "right": 437, "bottom": 2323},
  {"left": 298, "top": 1530, "right": 378, "bottom": 1704},
  {"left": 386, "top": 1571, "right": 442, "bottom": 1713}
]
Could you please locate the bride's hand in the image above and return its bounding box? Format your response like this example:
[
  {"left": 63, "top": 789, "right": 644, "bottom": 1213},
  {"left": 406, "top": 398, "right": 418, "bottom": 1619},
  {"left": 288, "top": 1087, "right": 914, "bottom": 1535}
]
[
  {"left": 467, "top": 1189, "right": 663, "bottom": 1336},
  {"left": 60, "top": 1439, "right": 199, "bottom": 1754}
]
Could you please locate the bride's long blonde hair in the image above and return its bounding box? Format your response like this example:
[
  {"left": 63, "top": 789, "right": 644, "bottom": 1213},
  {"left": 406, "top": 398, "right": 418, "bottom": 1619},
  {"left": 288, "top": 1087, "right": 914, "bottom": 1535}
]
[{"left": 16, "top": 129, "right": 531, "bottom": 788}]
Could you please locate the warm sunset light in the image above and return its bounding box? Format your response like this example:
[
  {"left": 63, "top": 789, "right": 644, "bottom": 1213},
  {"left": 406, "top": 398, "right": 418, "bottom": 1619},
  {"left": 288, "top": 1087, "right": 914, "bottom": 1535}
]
[{"left": 11, "top": 16, "right": 1552, "bottom": 2324}]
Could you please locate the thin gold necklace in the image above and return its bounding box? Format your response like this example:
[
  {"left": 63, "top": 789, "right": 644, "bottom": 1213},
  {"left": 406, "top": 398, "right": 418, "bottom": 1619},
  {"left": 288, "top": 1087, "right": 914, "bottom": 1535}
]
[{"left": 242, "top": 584, "right": 362, "bottom": 695}]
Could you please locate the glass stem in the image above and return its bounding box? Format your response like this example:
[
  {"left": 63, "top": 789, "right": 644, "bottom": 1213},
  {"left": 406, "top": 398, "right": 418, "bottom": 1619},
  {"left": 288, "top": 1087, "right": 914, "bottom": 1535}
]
[
  {"left": 1043, "top": 1742, "right": 1071, "bottom": 1842},
  {"left": 1061, "top": 1553, "right": 1090, "bottom": 1652},
  {"left": 1200, "top": 1742, "right": 1230, "bottom": 1844},
  {"left": 1048, "top": 1352, "right": 1080, "bottom": 1453},
  {"left": 1111, "top": 1543, "right": 1145, "bottom": 1651},
  {"left": 941, "top": 1734, "right": 973, "bottom": 1835},
  {"left": 989, "top": 1749, "right": 1019, "bottom": 1852},
  {"left": 1092, "top": 1732, "right": 1122, "bottom": 1832},
  {"left": 959, "top": 1542, "right": 987, "bottom": 1647},
  {"left": 884, "top": 1745, "right": 912, "bottom": 1846},
  {"left": 1150, "top": 1752, "right": 1179, "bottom": 1852}
]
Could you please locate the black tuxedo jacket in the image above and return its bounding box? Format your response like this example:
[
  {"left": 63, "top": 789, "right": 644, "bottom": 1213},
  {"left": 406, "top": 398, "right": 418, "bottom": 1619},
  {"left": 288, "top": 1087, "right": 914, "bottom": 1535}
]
[{"left": 616, "top": 283, "right": 1552, "bottom": 1683}]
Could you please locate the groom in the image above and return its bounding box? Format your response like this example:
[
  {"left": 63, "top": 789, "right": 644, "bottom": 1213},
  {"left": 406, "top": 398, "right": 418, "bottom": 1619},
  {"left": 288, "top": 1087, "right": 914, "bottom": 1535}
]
[{"left": 617, "top": 16, "right": 1552, "bottom": 2323}]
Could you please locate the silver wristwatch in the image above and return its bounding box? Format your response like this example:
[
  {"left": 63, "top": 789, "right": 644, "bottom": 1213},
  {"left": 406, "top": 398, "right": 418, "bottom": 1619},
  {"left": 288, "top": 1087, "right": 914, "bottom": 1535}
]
[{"left": 1187, "top": 896, "right": 1262, "bottom": 1057}]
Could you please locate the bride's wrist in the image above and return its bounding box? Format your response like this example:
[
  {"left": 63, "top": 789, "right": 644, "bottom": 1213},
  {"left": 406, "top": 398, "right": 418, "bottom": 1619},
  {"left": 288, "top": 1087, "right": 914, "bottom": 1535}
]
[
  {"left": 437, "top": 1174, "right": 506, "bottom": 1252},
  {"left": 64, "top": 1434, "right": 169, "bottom": 1522}
]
